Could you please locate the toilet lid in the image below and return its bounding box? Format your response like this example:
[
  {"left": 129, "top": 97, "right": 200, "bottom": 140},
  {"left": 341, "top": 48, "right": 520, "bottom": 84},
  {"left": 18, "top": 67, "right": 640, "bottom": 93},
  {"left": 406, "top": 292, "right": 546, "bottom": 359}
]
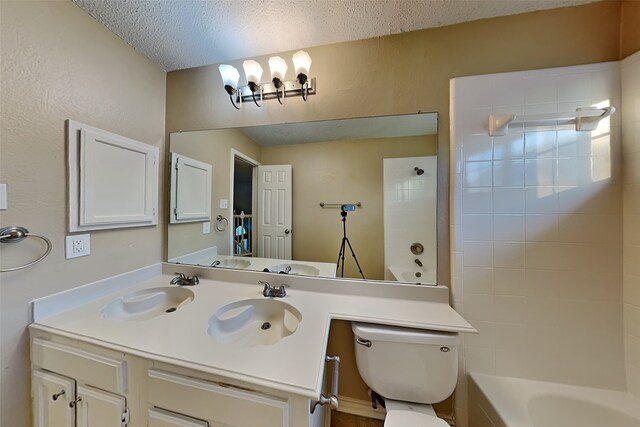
[{"left": 385, "top": 410, "right": 450, "bottom": 427}]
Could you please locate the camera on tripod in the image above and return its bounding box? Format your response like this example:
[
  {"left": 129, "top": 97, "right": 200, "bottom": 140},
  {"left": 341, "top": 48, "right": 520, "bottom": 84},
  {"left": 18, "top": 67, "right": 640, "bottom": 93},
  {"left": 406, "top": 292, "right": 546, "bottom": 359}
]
[{"left": 335, "top": 204, "right": 365, "bottom": 279}]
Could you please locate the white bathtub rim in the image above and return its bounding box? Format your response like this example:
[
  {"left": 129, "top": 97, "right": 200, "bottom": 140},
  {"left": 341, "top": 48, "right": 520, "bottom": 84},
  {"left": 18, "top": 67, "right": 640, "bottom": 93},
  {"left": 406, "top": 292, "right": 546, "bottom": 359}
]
[{"left": 469, "top": 373, "right": 640, "bottom": 427}]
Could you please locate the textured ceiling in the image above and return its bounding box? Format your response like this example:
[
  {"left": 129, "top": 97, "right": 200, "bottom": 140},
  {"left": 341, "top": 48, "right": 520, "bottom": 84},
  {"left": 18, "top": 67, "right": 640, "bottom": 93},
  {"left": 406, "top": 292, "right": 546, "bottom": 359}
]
[{"left": 72, "top": 0, "right": 600, "bottom": 72}]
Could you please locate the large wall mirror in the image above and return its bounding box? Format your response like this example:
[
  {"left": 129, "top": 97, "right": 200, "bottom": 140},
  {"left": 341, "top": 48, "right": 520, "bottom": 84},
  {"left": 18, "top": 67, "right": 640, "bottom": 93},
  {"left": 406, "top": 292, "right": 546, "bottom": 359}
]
[{"left": 168, "top": 112, "right": 438, "bottom": 285}]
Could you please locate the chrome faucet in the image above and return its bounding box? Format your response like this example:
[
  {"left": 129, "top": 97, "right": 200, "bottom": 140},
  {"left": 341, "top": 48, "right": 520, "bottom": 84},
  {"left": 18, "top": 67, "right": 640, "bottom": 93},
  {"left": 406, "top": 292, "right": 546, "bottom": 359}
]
[
  {"left": 210, "top": 260, "right": 221, "bottom": 267},
  {"left": 260, "top": 281, "right": 288, "bottom": 298},
  {"left": 414, "top": 259, "right": 423, "bottom": 267},
  {"left": 170, "top": 273, "right": 199, "bottom": 286}
]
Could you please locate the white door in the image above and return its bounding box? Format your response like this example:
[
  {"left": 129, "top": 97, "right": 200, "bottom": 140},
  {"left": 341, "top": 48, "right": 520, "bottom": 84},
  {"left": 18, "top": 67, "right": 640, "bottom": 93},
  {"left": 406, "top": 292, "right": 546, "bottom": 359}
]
[
  {"left": 75, "top": 385, "right": 127, "bottom": 427},
  {"left": 32, "top": 370, "right": 76, "bottom": 427},
  {"left": 257, "top": 165, "right": 292, "bottom": 259}
]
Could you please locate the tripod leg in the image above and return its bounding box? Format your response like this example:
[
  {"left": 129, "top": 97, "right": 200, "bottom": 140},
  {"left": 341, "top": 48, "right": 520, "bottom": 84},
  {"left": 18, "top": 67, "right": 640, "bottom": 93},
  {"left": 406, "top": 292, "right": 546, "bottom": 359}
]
[
  {"left": 336, "top": 238, "right": 347, "bottom": 277},
  {"left": 344, "top": 237, "right": 365, "bottom": 279}
]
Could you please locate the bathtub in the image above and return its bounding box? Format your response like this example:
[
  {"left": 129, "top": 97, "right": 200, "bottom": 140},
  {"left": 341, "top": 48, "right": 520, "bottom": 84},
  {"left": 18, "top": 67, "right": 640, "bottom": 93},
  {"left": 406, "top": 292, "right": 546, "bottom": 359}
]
[{"left": 468, "top": 373, "right": 640, "bottom": 427}]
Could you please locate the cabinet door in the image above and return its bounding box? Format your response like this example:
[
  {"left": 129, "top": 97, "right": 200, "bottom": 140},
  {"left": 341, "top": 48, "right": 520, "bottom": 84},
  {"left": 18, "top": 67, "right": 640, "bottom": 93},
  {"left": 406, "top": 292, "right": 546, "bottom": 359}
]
[
  {"left": 75, "top": 385, "right": 127, "bottom": 427},
  {"left": 32, "top": 370, "right": 76, "bottom": 427},
  {"left": 149, "top": 407, "right": 208, "bottom": 427}
]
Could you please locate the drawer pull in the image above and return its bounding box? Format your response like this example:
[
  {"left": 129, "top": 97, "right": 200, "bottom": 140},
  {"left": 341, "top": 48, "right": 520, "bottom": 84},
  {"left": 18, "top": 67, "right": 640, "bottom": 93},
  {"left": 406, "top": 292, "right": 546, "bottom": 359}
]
[{"left": 52, "top": 390, "right": 66, "bottom": 401}]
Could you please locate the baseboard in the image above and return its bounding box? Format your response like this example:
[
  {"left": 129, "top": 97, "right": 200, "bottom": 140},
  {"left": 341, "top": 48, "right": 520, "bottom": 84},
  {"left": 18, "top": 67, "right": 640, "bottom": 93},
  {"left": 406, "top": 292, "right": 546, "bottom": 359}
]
[{"left": 334, "top": 395, "right": 386, "bottom": 420}]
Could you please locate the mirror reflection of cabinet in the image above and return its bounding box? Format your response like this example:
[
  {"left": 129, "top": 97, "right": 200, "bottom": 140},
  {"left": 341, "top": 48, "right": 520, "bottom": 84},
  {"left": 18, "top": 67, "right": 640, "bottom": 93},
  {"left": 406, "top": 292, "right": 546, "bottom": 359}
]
[{"left": 170, "top": 153, "right": 213, "bottom": 224}]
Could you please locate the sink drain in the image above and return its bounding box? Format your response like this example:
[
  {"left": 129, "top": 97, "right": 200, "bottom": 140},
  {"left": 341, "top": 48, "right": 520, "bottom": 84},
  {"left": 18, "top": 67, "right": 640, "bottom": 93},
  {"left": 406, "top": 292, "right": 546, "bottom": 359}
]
[
  {"left": 261, "top": 322, "right": 271, "bottom": 330},
  {"left": 165, "top": 307, "right": 177, "bottom": 313}
]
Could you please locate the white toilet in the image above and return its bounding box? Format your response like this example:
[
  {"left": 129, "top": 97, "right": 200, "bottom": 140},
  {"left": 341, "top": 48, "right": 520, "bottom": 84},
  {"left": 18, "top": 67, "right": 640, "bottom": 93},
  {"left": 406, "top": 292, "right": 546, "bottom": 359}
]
[{"left": 352, "top": 322, "right": 460, "bottom": 427}]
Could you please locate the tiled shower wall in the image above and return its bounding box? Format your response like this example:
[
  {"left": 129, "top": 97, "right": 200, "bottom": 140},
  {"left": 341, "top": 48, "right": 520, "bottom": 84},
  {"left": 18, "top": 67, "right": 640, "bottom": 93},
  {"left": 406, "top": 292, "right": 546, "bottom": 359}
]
[
  {"left": 450, "top": 62, "right": 624, "bottom": 427},
  {"left": 383, "top": 156, "right": 437, "bottom": 284},
  {"left": 622, "top": 50, "right": 640, "bottom": 399}
]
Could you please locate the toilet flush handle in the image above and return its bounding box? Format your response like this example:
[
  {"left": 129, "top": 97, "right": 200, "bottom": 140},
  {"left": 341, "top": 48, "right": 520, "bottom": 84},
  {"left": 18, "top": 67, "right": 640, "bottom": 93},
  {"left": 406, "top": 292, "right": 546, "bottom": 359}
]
[{"left": 356, "top": 337, "right": 372, "bottom": 348}]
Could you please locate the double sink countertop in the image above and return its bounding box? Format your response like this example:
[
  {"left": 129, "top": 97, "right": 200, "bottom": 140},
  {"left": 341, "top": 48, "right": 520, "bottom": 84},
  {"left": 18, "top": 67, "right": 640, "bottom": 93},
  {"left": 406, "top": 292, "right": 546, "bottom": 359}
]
[{"left": 30, "top": 262, "right": 476, "bottom": 400}]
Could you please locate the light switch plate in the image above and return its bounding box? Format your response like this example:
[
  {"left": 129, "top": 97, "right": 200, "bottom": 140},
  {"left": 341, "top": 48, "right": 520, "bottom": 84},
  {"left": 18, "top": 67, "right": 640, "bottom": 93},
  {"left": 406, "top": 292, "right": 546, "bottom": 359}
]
[
  {"left": 66, "top": 234, "right": 91, "bottom": 259},
  {"left": 203, "top": 222, "right": 211, "bottom": 234},
  {"left": 219, "top": 199, "right": 228, "bottom": 209},
  {"left": 0, "top": 184, "right": 7, "bottom": 210}
]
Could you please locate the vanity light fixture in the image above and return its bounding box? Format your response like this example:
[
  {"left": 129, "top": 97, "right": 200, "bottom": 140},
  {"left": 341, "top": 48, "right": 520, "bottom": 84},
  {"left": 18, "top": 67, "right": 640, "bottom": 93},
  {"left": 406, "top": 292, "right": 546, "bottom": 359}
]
[
  {"left": 218, "top": 64, "right": 241, "bottom": 110},
  {"left": 218, "top": 50, "right": 316, "bottom": 109},
  {"left": 292, "top": 50, "right": 312, "bottom": 101},
  {"left": 242, "top": 60, "right": 263, "bottom": 107},
  {"left": 268, "top": 56, "right": 288, "bottom": 104}
]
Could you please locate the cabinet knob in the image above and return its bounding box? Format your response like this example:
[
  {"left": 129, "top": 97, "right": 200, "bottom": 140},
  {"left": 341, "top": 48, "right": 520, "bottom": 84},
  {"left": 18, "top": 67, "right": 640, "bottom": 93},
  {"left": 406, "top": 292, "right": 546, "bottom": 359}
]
[
  {"left": 51, "top": 390, "right": 65, "bottom": 401},
  {"left": 69, "top": 396, "right": 82, "bottom": 408}
]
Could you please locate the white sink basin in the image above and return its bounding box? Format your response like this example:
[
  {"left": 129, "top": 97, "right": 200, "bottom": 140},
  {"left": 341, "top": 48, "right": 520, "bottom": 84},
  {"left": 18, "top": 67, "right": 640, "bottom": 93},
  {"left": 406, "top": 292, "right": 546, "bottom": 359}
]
[
  {"left": 208, "top": 298, "right": 302, "bottom": 346},
  {"left": 268, "top": 263, "right": 320, "bottom": 276},
  {"left": 211, "top": 259, "right": 251, "bottom": 269},
  {"left": 102, "top": 287, "right": 194, "bottom": 321}
]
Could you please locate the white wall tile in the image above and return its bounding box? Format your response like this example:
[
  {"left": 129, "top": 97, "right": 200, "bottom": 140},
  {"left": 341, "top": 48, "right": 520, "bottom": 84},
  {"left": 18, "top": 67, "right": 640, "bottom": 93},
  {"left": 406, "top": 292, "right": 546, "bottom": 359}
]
[
  {"left": 493, "top": 215, "right": 525, "bottom": 241},
  {"left": 464, "top": 161, "right": 493, "bottom": 187},
  {"left": 494, "top": 160, "right": 525, "bottom": 187},
  {"left": 462, "top": 187, "right": 493, "bottom": 213},
  {"left": 493, "top": 242, "right": 524, "bottom": 268},
  {"left": 463, "top": 241, "right": 493, "bottom": 267},
  {"left": 451, "top": 61, "right": 626, "bottom": 399},
  {"left": 463, "top": 214, "right": 493, "bottom": 241},
  {"left": 494, "top": 187, "right": 525, "bottom": 214},
  {"left": 494, "top": 132, "right": 525, "bottom": 160}
]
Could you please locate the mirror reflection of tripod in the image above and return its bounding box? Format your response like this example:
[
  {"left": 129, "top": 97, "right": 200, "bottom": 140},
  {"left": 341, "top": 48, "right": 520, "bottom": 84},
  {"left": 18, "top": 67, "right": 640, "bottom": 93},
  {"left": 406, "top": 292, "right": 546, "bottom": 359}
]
[{"left": 336, "top": 206, "right": 365, "bottom": 279}]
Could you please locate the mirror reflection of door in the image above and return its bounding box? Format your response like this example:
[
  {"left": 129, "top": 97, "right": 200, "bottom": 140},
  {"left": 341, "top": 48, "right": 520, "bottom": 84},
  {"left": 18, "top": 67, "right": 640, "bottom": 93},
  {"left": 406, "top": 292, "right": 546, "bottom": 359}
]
[
  {"left": 257, "top": 165, "right": 292, "bottom": 260},
  {"left": 231, "top": 154, "right": 259, "bottom": 257}
]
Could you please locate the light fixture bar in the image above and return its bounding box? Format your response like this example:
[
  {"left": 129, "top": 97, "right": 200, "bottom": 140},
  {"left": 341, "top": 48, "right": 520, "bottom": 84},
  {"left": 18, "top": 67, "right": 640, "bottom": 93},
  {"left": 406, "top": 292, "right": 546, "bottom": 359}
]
[{"left": 234, "top": 77, "right": 316, "bottom": 103}]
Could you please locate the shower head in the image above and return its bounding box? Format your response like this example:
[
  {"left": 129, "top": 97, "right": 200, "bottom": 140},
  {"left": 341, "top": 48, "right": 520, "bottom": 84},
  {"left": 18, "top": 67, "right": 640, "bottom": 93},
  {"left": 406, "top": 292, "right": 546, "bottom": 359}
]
[{"left": 414, "top": 167, "right": 424, "bottom": 176}]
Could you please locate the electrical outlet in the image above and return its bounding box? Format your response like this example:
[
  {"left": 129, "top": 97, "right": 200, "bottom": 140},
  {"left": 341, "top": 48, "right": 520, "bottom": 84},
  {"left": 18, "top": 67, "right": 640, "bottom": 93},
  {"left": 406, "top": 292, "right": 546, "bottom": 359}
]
[
  {"left": 202, "top": 222, "right": 211, "bottom": 234},
  {"left": 66, "top": 234, "right": 91, "bottom": 259}
]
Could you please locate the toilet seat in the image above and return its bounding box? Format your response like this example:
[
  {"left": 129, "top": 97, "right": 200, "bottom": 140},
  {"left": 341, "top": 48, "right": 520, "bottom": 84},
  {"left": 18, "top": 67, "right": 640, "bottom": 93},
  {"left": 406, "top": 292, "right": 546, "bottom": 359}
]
[{"left": 384, "top": 410, "right": 450, "bottom": 427}]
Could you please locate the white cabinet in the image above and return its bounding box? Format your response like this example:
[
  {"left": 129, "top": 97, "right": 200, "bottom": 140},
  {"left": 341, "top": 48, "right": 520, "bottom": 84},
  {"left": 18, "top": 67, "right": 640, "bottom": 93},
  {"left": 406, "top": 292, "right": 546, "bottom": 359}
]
[
  {"left": 148, "top": 369, "right": 289, "bottom": 427},
  {"left": 76, "top": 385, "right": 128, "bottom": 427},
  {"left": 31, "top": 332, "right": 326, "bottom": 427},
  {"left": 67, "top": 120, "right": 159, "bottom": 232},
  {"left": 33, "top": 370, "right": 76, "bottom": 427},
  {"left": 31, "top": 338, "right": 128, "bottom": 426},
  {"left": 148, "top": 408, "right": 208, "bottom": 427}
]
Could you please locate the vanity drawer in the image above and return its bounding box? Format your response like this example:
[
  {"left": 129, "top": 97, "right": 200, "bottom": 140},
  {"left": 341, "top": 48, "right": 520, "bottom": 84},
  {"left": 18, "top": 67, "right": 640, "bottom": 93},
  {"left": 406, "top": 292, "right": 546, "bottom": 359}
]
[
  {"left": 149, "top": 407, "right": 209, "bottom": 427},
  {"left": 31, "top": 338, "right": 127, "bottom": 394},
  {"left": 148, "top": 369, "right": 289, "bottom": 427}
]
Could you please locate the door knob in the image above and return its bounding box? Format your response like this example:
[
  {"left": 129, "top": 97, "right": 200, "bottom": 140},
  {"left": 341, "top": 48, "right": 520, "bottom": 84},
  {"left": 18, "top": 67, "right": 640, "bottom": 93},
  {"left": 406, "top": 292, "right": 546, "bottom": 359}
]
[{"left": 284, "top": 229, "right": 291, "bottom": 235}]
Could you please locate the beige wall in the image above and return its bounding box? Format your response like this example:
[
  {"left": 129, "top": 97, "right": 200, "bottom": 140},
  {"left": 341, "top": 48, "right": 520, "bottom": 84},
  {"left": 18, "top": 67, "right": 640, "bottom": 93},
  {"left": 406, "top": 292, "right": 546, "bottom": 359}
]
[
  {"left": 0, "top": 2, "right": 166, "bottom": 425},
  {"left": 621, "top": 1, "right": 640, "bottom": 59},
  {"left": 165, "top": 1, "right": 623, "bottom": 409},
  {"left": 169, "top": 129, "right": 261, "bottom": 259},
  {"left": 261, "top": 135, "right": 436, "bottom": 280},
  {"left": 622, "top": 51, "right": 640, "bottom": 399}
]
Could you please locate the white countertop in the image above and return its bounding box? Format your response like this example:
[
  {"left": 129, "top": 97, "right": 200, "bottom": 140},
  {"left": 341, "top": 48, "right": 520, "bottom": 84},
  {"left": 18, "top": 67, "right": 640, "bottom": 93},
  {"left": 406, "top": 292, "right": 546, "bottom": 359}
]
[{"left": 30, "top": 263, "right": 475, "bottom": 400}]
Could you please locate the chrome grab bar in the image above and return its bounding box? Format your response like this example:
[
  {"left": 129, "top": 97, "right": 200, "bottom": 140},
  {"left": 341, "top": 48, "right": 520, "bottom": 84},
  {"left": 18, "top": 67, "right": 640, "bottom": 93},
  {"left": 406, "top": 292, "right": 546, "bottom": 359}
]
[{"left": 310, "top": 354, "right": 340, "bottom": 413}]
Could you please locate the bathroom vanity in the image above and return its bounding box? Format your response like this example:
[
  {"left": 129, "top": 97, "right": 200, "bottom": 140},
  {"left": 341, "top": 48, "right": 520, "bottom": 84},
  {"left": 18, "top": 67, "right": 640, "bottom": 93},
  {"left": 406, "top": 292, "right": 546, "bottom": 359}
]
[{"left": 29, "top": 263, "right": 474, "bottom": 427}]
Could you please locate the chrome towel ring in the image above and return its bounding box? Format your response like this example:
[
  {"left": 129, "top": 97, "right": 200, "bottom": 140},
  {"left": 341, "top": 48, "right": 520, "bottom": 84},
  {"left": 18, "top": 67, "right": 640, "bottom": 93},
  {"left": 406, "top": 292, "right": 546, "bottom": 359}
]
[
  {"left": 215, "top": 215, "right": 228, "bottom": 232},
  {"left": 0, "top": 226, "right": 52, "bottom": 272}
]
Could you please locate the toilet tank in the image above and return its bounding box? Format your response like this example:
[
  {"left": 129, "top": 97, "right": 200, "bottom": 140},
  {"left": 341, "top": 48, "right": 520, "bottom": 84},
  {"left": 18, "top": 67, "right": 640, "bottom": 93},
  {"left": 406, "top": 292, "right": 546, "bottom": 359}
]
[{"left": 352, "top": 322, "right": 460, "bottom": 404}]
